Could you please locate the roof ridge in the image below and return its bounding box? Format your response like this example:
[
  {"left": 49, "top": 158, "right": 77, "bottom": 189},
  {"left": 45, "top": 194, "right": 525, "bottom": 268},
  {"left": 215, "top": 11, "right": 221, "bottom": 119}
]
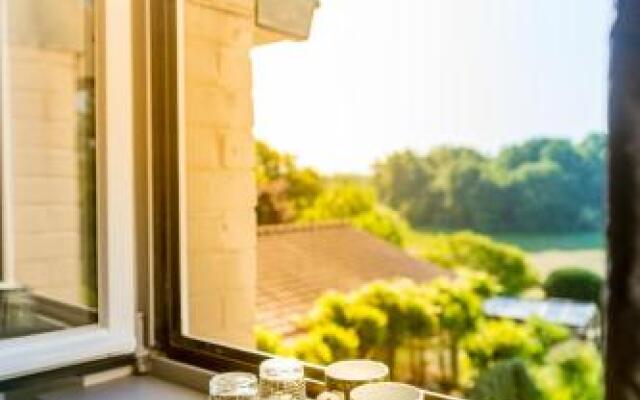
[{"left": 257, "top": 220, "right": 351, "bottom": 236}]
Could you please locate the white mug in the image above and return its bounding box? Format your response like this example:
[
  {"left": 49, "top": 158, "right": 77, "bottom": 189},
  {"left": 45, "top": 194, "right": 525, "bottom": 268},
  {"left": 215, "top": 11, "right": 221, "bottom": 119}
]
[
  {"left": 325, "top": 360, "right": 389, "bottom": 398},
  {"left": 350, "top": 383, "right": 422, "bottom": 400}
]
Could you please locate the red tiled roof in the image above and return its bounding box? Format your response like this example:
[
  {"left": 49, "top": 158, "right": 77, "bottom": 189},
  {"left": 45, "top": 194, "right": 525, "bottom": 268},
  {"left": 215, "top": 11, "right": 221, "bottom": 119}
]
[{"left": 256, "top": 222, "right": 447, "bottom": 336}]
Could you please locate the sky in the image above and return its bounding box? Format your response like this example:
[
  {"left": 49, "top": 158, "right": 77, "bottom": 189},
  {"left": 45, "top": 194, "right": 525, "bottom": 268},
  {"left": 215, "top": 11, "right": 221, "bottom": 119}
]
[{"left": 251, "top": 0, "right": 614, "bottom": 174}]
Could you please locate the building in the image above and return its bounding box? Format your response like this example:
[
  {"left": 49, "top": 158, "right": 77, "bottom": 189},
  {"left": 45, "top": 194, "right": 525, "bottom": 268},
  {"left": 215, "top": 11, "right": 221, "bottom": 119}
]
[
  {"left": 256, "top": 222, "right": 448, "bottom": 336},
  {"left": 483, "top": 296, "right": 601, "bottom": 340}
]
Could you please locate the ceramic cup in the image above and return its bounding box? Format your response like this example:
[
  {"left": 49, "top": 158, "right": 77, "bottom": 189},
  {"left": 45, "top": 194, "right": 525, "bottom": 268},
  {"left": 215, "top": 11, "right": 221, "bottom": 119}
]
[
  {"left": 325, "top": 360, "right": 389, "bottom": 400},
  {"left": 350, "top": 382, "right": 422, "bottom": 400}
]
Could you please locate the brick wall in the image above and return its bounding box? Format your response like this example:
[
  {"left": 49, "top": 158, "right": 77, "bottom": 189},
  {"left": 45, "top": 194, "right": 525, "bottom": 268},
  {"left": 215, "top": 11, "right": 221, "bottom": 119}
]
[
  {"left": 11, "top": 45, "right": 87, "bottom": 306},
  {"left": 8, "top": 0, "right": 91, "bottom": 307},
  {"left": 183, "top": 0, "right": 258, "bottom": 346}
]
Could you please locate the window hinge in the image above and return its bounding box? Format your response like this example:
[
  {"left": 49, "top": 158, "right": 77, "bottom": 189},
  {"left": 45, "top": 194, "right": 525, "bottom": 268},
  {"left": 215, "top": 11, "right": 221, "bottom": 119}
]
[{"left": 135, "top": 312, "right": 151, "bottom": 375}]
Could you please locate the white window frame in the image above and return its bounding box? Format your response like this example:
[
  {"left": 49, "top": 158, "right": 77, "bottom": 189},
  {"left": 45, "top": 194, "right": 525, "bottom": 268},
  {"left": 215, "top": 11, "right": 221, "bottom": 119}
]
[{"left": 0, "top": 0, "right": 136, "bottom": 380}]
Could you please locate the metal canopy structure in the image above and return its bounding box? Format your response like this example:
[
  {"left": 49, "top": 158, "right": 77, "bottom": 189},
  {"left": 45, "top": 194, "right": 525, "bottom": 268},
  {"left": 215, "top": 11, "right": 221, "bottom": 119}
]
[{"left": 483, "top": 297, "right": 598, "bottom": 329}]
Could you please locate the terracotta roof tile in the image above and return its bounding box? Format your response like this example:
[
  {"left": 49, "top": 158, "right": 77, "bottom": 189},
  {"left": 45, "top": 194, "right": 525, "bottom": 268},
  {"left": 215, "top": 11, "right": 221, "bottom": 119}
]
[{"left": 257, "top": 222, "right": 447, "bottom": 336}]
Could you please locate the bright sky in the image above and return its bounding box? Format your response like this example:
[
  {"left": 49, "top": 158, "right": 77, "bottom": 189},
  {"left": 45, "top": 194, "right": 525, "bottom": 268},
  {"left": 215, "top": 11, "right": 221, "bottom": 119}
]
[{"left": 251, "top": 0, "right": 614, "bottom": 174}]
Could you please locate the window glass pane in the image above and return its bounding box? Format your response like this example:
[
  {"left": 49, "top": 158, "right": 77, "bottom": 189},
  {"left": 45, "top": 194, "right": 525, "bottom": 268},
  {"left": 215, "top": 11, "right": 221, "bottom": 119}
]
[
  {"left": 1, "top": 0, "right": 97, "bottom": 340},
  {"left": 179, "top": 0, "right": 608, "bottom": 397}
]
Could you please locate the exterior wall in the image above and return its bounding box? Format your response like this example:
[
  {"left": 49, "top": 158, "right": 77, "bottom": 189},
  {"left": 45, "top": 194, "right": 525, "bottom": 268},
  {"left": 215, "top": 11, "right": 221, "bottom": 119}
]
[
  {"left": 183, "top": 0, "right": 257, "bottom": 346},
  {"left": 12, "top": 46, "right": 84, "bottom": 305},
  {"left": 8, "top": 0, "right": 92, "bottom": 307}
]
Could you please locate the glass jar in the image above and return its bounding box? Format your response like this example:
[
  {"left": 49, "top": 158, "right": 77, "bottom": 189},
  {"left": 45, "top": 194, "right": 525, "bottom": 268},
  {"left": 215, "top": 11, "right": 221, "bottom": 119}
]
[
  {"left": 209, "top": 372, "right": 258, "bottom": 400},
  {"left": 259, "top": 358, "right": 306, "bottom": 400}
]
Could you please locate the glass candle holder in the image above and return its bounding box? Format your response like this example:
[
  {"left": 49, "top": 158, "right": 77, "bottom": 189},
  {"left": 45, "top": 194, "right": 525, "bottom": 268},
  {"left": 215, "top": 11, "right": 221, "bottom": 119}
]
[
  {"left": 259, "top": 358, "right": 306, "bottom": 400},
  {"left": 209, "top": 372, "right": 258, "bottom": 400}
]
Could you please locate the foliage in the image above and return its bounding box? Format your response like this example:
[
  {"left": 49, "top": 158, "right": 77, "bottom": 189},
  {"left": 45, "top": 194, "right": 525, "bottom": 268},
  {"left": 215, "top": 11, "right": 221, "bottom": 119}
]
[
  {"left": 526, "top": 317, "right": 571, "bottom": 355},
  {"left": 464, "top": 318, "right": 571, "bottom": 370},
  {"left": 421, "top": 231, "right": 538, "bottom": 294},
  {"left": 352, "top": 206, "right": 409, "bottom": 246},
  {"left": 373, "top": 134, "right": 606, "bottom": 233},
  {"left": 311, "top": 324, "right": 360, "bottom": 362},
  {"left": 255, "top": 140, "right": 323, "bottom": 225},
  {"left": 255, "top": 141, "right": 409, "bottom": 245},
  {"left": 290, "top": 334, "right": 333, "bottom": 365},
  {"left": 254, "top": 273, "right": 600, "bottom": 398},
  {"left": 464, "top": 320, "right": 542, "bottom": 370},
  {"left": 534, "top": 340, "right": 603, "bottom": 400},
  {"left": 255, "top": 326, "right": 282, "bottom": 354},
  {"left": 300, "top": 184, "right": 409, "bottom": 246},
  {"left": 468, "top": 359, "right": 543, "bottom": 400},
  {"left": 543, "top": 267, "right": 603, "bottom": 305}
]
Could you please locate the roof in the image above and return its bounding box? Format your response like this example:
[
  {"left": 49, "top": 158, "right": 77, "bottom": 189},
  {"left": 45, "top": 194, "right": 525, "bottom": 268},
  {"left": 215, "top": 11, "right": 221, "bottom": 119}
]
[
  {"left": 483, "top": 296, "right": 599, "bottom": 329},
  {"left": 256, "top": 222, "right": 447, "bottom": 335}
]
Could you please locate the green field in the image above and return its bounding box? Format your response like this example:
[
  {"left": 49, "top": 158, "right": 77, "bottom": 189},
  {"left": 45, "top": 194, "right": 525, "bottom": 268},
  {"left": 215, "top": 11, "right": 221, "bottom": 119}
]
[{"left": 406, "top": 229, "right": 606, "bottom": 279}]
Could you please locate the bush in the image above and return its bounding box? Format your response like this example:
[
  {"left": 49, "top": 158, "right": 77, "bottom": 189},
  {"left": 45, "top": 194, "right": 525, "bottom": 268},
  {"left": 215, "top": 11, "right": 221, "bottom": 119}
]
[
  {"left": 464, "top": 320, "right": 541, "bottom": 370},
  {"left": 300, "top": 185, "right": 409, "bottom": 246},
  {"left": 543, "top": 267, "right": 603, "bottom": 304},
  {"left": 352, "top": 206, "right": 408, "bottom": 246},
  {"left": 421, "top": 232, "right": 538, "bottom": 294},
  {"left": 468, "top": 359, "right": 542, "bottom": 400},
  {"left": 534, "top": 340, "right": 603, "bottom": 400},
  {"left": 255, "top": 326, "right": 284, "bottom": 354}
]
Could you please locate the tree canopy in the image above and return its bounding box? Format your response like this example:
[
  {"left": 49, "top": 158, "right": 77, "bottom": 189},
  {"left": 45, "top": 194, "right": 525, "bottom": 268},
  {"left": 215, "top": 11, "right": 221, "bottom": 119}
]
[
  {"left": 373, "top": 134, "right": 606, "bottom": 233},
  {"left": 421, "top": 231, "right": 538, "bottom": 294}
]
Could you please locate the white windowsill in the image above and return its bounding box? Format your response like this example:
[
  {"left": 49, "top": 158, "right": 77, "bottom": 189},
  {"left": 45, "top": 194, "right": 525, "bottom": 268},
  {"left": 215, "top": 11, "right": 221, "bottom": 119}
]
[{"left": 0, "top": 326, "right": 135, "bottom": 380}]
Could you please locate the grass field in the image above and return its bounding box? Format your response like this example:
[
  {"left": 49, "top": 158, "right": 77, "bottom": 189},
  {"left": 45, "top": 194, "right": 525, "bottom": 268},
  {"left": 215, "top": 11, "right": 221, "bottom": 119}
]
[{"left": 405, "top": 229, "right": 606, "bottom": 279}]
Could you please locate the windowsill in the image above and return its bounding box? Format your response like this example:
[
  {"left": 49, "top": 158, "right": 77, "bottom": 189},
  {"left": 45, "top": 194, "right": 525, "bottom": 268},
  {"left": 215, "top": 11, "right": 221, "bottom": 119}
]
[
  {"left": 5, "top": 353, "right": 464, "bottom": 400},
  {"left": 38, "top": 376, "right": 203, "bottom": 400}
]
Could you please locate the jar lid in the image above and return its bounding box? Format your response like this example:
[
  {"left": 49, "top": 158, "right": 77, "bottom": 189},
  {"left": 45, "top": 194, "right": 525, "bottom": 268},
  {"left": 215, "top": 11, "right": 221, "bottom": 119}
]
[
  {"left": 209, "top": 372, "right": 258, "bottom": 396},
  {"left": 259, "top": 358, "right": 304, "bottom": 381}
]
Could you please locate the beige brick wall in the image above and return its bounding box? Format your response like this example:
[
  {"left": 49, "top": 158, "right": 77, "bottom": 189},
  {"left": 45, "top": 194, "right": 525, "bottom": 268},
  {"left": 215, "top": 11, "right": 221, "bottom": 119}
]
[
  {"left": 183, "top": 0, "right": 258, "bottom": 346},
  {"left": 11, "top": 45, "right": 87, "bottom": 306},
  {"left": 7, "top": 0, "right": 92, "bottom": 308}
]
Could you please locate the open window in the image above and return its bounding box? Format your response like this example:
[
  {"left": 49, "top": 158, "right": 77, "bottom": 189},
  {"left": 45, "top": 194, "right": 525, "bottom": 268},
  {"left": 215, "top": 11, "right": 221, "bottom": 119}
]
[
  {"left": 0, "top": 0, "right": 136, "bottom": 380},
  {"left": 152, "top": 1, "right": 611, "bottom": 399}
]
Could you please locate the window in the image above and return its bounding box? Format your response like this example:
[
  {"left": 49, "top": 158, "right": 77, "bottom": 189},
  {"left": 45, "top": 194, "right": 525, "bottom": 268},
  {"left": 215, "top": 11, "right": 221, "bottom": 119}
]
[
  {"left": 0, "top": 0, "right": 98, "bottom": 340},
  {"left": 0, "top": 0, "right": 136, "bottom": 380},
  {"left": 154, "top": 1, "right": 609, "bottom": 399}
]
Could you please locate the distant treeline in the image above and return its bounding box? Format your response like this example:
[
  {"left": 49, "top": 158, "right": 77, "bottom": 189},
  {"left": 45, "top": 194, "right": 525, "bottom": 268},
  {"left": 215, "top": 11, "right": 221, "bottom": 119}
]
[{"left": 373, "top": 133, "right": 606, "bottom": 233}]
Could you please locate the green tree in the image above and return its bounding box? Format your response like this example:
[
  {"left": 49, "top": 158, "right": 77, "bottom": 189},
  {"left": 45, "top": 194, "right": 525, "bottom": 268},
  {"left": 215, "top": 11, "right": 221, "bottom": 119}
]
[
  {"left": 534, "top": 340, "right": 603, "bottom": 400},
  {"left": 255, "top": 326, "right": 284, "bottom": 354},
  {"left": 372, "top": 135, "right": 606, "bottom": 233},
  {"left": 310, "top": 324, "right": 360, "bottom": 362},
  {"left": 421, "top": 232, "right": 538, "bottom": 294},
  {"left": 290, "top": 334, "right": 334, "bottom": 365},
  {"left": 464, "top": 320, "right": 542, "bottom": 370},
  {"left": 255, "top": 140, "right": 322, "bottom": 224},
  {"left": 300, "top": 184, "right": 409, "bottom": 246},
  {"left": 468, "top": 359, "right": 543, "bottom": 400},
  {"left": 544, "top": 267, "right": 603, "bottom": 305},
  {"left": 526, "top": 317, "right": 571, "bottom": 358},
  {"left": 303, "top": 291, "right": 387, "bottom": 359},
  {"left": 350, "top": 281, "right": 412, "bottom": 378},
  {"left": 428, "top": 277, "right": 484, "bottom": 387}
]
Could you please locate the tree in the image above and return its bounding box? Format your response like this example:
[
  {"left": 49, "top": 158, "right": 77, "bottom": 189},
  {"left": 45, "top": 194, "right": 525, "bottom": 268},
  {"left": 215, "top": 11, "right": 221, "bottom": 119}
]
[
  {"left": 303, "top": 291, "right": 388, "bottom": 359},
  {"left": 421, "top": 232, "right": 538, "bottom": 294},
  {"left": 350, "top": 281, "right": 412, "bottom": 378},
  {"left": 534, "top": 340, "right": 603, "bottom": 400},
  {"left": 428, "top": 277, "right": 484, "bottom": 387},
  {"left": 310, "top": 324, "right": 360, "bottom": 362},
  {"left": 464, "top": 320, "right": 542, "bottom": 370},
  {"left": 255, "top": 140, "right": 322, "bottom": 224},
  {"left": 544, "top": 267, "right": 603, "bottom": 305},
  {"left": 300, "top": 184, "right": 409, "bottom": 246},
  {"left": 290, "top": 334, "right": 334, "bottom": 365},
  {"left": 468, "top": 359, "right": 543, "bottom": 400},
  {"left": 372, "top": 135, "right": 607, "bottom": 233}
]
